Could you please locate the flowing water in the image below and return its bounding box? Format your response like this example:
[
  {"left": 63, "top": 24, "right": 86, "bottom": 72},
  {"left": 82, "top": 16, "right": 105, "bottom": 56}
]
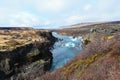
[{"left": 51, "top": 32, "right": 83, "bottom": 71}]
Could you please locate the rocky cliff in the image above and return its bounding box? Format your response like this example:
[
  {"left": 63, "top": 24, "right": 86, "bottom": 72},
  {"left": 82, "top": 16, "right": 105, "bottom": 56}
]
[
  {"left": 0, "top": 29, "right": 56, "bottom": 80},
  {"left": 38, "top": 21, "right": 120, "bottom": 80}
]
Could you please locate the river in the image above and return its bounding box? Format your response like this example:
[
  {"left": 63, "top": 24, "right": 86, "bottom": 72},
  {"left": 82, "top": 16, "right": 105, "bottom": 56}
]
[{"left": 50, "top": 32, "right": 83, "bottom": 71}]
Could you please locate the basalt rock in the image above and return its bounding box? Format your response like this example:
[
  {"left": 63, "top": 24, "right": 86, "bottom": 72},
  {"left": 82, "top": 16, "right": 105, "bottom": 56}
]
[{"left": 0, "top": 30, "right": 56, "bottom": 80}]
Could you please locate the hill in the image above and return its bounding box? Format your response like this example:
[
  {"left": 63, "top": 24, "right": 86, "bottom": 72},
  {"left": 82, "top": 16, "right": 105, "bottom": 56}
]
[{"left": 38, "top": 21, "right": 120, "bottom": 80}]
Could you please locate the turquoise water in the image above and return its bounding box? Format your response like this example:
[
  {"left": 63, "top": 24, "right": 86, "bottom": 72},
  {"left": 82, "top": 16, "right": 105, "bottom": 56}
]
[{"left": 51, "top": 32, "right": 83, "bottom": 71}]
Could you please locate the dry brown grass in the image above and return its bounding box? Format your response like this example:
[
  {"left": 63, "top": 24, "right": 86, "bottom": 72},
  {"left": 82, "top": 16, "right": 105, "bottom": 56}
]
[
  {"left": 0, "top": 29, "right": 50, "bottom": 52},
  {"left": 38, "top": 34, "right": 120, "bottom": 80}
]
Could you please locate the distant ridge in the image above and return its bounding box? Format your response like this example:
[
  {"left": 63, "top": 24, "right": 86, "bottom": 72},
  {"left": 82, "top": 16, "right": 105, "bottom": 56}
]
[
  {"left": 106, "top": 21, "right": 120, "bottom": 24},
  {"left": 0, "top": 27, "right": 34, "bottom": 30},
  {"left": 64, "top": 21, "right": 120, "bottom": 28}
]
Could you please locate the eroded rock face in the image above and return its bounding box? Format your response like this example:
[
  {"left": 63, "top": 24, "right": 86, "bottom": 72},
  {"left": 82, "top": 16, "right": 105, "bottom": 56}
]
[
  {"left": 0, "top": 30, "right": 56, "bottom": 80},
  {"left": 37, "top": 21, "right": 120, "bottom": 80}
]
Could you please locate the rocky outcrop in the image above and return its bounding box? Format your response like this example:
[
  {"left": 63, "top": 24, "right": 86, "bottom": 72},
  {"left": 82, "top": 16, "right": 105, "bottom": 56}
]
[
  {"left": 37, "top": 21, "right": 120, "bottom": 80},
  {"left": 55, "top": 21, "right": 120, "bottom": 45},
  {"left": 0, "top": 31, "right": 56, "bottom": 80},
  {"left": 81, "top": 23, "right": 120, "bottom": 46}
]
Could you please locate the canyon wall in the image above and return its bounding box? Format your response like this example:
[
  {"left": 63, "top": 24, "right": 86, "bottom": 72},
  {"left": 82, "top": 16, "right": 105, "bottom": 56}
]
[{"left": 0, "top": 30, "right": 56, "bottom": 80}]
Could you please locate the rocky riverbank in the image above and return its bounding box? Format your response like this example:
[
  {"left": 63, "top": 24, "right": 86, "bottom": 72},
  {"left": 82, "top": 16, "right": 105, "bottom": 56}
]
[
  {"left": 38, "top": 21, "right": 120, "bottom": 80},
  {"left": 0, "top": 29, "right": 56, "bottom": 80},
  {"left": 55, "top": 21, "right": 120, "bottom": 45}
]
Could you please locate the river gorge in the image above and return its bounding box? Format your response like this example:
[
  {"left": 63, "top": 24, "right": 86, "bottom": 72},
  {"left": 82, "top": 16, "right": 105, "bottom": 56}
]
[{"left": 51, "top": 32, "right": 83, "bottom": 71}]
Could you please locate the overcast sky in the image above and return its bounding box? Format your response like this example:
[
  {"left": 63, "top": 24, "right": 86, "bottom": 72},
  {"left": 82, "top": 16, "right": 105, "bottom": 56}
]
[{"left": 0, "top": 0, "right": 120, "bottom": 28}]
